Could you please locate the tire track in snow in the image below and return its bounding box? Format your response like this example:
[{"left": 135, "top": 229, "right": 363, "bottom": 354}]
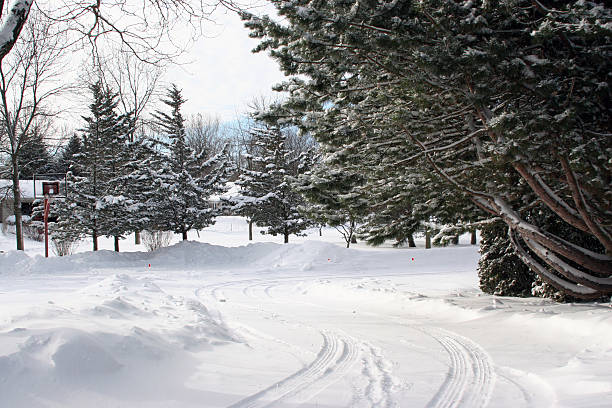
[
  {"left": 228, "top": 330, "right": 359, "bottom": 408},
  {"left": 496, "top": 366, "right": 556, "bottom": 408},
  {"left": 425, "top": 328, "right": 495, "bottom": 408}
]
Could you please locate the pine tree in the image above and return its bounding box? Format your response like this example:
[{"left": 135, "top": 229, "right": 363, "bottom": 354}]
[
  {"left": 57, "top": 82, "right": 130, "bottom": 251},
  {"left": 56, "top": 134, "right": 82, "bottom": 176},
  {"left": 478, "top": 220, "right": 535, "bottom": 297},
  {"left": 243, "top": 0, "right": 612, "bottom": 299},
  {"left": 232, "top": 126, "right": 311, "bottom": 243},
  {"left": 294, "top": 148, "right": 367, "bottom": 248},
  {"left": 151, "top": 84, "right": 231, "bottom": 240},
  {"left": 17, "top": 124, "right": 53, "bottom": 179}
]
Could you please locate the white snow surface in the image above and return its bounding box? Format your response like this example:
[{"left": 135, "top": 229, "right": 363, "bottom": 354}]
[{"left": 0, "top": 216, "right": 611, "bottom": 407}]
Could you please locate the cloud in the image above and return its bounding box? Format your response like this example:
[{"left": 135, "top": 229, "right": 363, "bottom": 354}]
[{"left": 164, "top": 9, "right": 285, "bottom": 121}]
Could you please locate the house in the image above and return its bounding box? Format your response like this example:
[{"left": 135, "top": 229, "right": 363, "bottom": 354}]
[
  {"left": 0, "top": 179, "right": 65, "bottom": 223},
  {"left": 207, "top": 181, "right": 240, "bottom": 214}
]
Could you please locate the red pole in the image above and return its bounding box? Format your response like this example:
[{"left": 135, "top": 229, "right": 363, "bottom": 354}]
[{"left": 44, "top": 197, "right": 50, "bottom": 258}]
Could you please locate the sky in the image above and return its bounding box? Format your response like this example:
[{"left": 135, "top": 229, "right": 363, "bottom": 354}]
[{"left": 163, "top": 6, "right": 286, "bottom": 122}]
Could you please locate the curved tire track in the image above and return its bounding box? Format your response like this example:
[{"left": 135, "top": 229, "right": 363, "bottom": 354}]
[
  {"left": 425, "top": 328, "right": 495, "bottom": 408},
  {"left": 496, "top": 366, "right": 556, "bottom": 408},
  {"left": 228, "top": 330, "right": 359, "bottom": 408}
]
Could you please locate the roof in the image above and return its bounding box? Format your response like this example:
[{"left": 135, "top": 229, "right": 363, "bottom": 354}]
[
  {"left": 208, "top": 181, "right": 240, "bottom": 202},
  {"left": 0, "top": 179, "right": 65, "bottom": 200}
]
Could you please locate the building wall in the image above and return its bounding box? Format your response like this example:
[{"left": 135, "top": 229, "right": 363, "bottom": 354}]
[{"left": 0, "top": 198, "right": 35, "bottom": 223}]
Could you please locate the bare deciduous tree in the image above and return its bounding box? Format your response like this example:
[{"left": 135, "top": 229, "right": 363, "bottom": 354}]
[
  {"left": 0, "top": 11, "right": 67, "bottom": 250},
  {"left": 185, "top": 112, "right": 223, "bottom": 158}
]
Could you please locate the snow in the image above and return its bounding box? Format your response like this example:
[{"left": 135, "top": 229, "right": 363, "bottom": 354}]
[
  {"left": 1, "top": 216, "right": 611, "bottom": 407},
  {"left": 0, "top": 178, "right": 65, "bottom": 199}
]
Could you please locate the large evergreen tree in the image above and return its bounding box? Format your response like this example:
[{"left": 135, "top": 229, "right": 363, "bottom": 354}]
[
  {"left": 56, "top": 134, "right": 82, "bottom": 176},
  {"left": 17, "top": 124, "right": 53, "bottom": 179},
  {"left": 243, "top": 0, "right": 612, "bottom": 299},
  {"left": 56, "top": 82, "right": 130, "bottom": 251},
  {"left": 151, "top": 84, "right": 232, "bottom": 240}
]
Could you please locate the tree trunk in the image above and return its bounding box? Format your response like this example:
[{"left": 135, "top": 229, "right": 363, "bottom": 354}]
[
  {"left": 452, "top": 234, "right": 459, "bottom": 245},
  {"left": 284, "top": 227, "right": 289, "bottom": 244},
  {"left": 114, "top": 236, "right": 120, "bottom": 252},
  {"left": 135, "top": 231, "right": 141, "bottom": 245},
  {"left": 182, "top": 230, "right": 188, "bottom": 241},
  {"left": 93, "top": 231, "right": 98, "bottom": 251},
  {"left": 319, "top": 226, "right": 322, "bottom": 236},
  {"left": 425, "top": 228, "right": 431, "bottom": 249},
  {"left": 471, "top": 229, "right": 477, "bottom": 245},
  {"left": 408, "top": 234, "right": 416, "bottom": 248},
  {"left": 351, "top": 235, "right": 357, "bottom": 244},
  {"left": 248, "top": 219, "right": 253, "bottom": 241},
  {"left": 10, "top": 165, "right": 24, "bottom": 250}
]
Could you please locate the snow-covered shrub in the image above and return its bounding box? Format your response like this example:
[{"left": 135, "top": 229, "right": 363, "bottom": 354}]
[
  {"left": 2, "top": 215, "right": 43, "bottom": 241},
  {"left": 22, "top": 217, "right": 44, "bottom": 242},
  {"left": 141, "top": 230, "right": 173, "bottom": 252},
  {"left": 478, "top": 220, "right": 534, "bottom": 297},
  {"left": 52, "top": 237, "right": 77, "bottom": 256}
]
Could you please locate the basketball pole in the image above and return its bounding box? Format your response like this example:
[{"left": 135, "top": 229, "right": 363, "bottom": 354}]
[{"left": 44, "top": 195, "right": 50, "bottom": 258}]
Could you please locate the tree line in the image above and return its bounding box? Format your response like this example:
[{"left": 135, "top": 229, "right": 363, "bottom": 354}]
[{"left": 240, "top": 0, "right": 611, "bottom": 300}]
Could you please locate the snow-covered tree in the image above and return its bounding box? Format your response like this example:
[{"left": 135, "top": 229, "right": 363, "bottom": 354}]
[
  {"left": 243, "top": 0, "right": 612, "bottom": 299},
  {"left": 15, "top": 119, "right": 53, "bottom": 178},
  {"left": 294, "top": 148, "right": 367, "bottom": 248},
  {"left": 478, "top": 220, "right": 535, "bottom": 298},
  {"left": 232, "top": 125, "right": 311, "bottom": 243},
  {"left": 56, "top": 134, "right": 82, "bottom": 175},
  {"left": 151, "top": 84, "right": 233, "bottom": 240},
  {"left": 57, "top": 81, "right": 131, "bottom": 251}
]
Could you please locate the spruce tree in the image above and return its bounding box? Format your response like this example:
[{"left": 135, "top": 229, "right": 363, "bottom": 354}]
[
  {"left": 57, "top": 134, "right": 82, "bottom": 176},
  {"left": 17, "top": 125, "right": 53, "bottom": 179},
  {"left": 151, "top": 84, "right": 231, "bottom": 240},
  {"left": 243, "top": 0, "right": 612, "bottom": 299},
  {"left": 478, "top": 220, "right": 535, "bottom": 297},
  {"left": 57, "top": 82, "right": 129, "bottom": 251},
  {"left": 294, "top": 149, "right": 367, "bottom": 248},
  {"left": 232, "top": 125, "right": 311, "bottom": 243}
]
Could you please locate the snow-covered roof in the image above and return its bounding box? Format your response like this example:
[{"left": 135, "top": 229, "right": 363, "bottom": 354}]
[
  {"left": 0, "top": 179, "right": 64, "bottom": 200},
  {"left": 208, "top": 181, "right": 240, "bottom": 202}
]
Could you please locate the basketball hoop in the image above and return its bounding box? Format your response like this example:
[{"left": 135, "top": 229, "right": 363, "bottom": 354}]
[
  {"left": 33, "top": 173, "right": 67, "bottom": 258},
  {"left": 33, "top": 173, "right": 67, "bottom": 199}
]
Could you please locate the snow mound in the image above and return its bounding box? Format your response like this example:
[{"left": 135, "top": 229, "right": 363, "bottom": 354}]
[
  {"left": 50, "top": 331, "right": 123, "bottom": 377},
  {"left": 0, "top": 240, "right": 353, "bottom": 275},
  {"left": 0, "top": 250, "right": 33, "bottom": 274},
  {"left": 254, "top": 240, "right": 352, "bottom": 271}
]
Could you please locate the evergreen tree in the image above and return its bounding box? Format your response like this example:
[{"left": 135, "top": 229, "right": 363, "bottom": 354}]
[
  {"left": 151, "top": 84, "right": 231, "bottom": 240},
  {"left": 243, "top": 0, "right": 612, "bottom": 299},
  {"left": 56, "top": 134, "right": 82, "bottom": 175},
  {"left": 232, "top": 126, "right": 311, "bottom": 243},
  {"left": 478, "top": 220, "right": 535, "bottom": 297},
  {"left": 294, "top": 148, "right": 367, "bottom": 248},
  {"left": 117, "top": 136, "right": 164, "bottom": 237},
  {"left": 56, "top": 82, "right": 130, "bottom": 251},
  {"left": 17, "top": 124, "right": 53, "bottom": 179},
  {"left": 96, "top": 109, "right": 134, "bottom": 252}
]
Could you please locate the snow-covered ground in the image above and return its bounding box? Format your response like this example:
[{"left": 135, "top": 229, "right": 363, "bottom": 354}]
[{"left": 1, "top": 217, "right": 610, "bottom": 407}]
